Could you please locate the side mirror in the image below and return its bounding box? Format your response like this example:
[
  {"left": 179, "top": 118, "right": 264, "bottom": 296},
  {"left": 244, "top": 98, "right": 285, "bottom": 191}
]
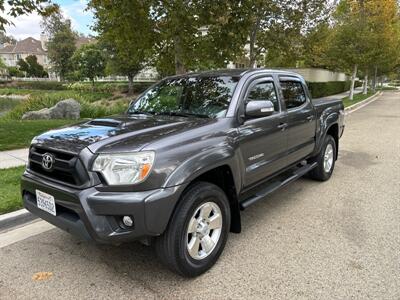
[{"left": 245, "top": 100, "right": 275, "bottom": 118}]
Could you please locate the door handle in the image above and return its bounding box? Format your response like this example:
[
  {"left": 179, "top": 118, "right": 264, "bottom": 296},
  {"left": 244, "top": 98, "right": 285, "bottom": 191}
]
[
  {"left": 306, "top": 116, "right": 314, "bottom": 122},
  {"left": 277, "top": 123, "right": 288, "bottom": 130}
]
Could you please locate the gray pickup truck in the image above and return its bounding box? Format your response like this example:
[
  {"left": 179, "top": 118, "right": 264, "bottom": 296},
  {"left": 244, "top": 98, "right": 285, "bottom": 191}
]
[{"left": 22, "top": 69, "right": 344, "bottom": 276}]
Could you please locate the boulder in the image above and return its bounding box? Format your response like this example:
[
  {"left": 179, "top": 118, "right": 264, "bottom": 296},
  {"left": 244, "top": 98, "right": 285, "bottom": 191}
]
[{"left": 22, "top": 99, "right": 81, "bottom": 120}]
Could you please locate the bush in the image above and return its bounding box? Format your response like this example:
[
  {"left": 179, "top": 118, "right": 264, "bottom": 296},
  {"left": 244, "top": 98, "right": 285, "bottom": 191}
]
[
  {"left": 10, "top": 81, "right": 66, "bottom": 90},
  {"left": 66, "top": 81, "right": 155, "bottom": 94},
  {"left": 7, "top": 67, "right": 24, "bottom": 77},
  {"left": 3, "top": 90, "right": 119, "bottom": 120},
  {"left": 307, "top": 81, "right": 362, "bottom": 98}
]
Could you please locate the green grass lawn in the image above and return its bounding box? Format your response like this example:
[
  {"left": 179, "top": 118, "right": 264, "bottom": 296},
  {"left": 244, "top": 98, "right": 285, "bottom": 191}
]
[
  {"left": 0, "top": 119, "right": 77, "bottom": 151},
  {"left": 342, "top": 91, "right": 375, "bottom": 108},
  {"left": 0, "top": 166, "right": 25, "bottom": 215}
]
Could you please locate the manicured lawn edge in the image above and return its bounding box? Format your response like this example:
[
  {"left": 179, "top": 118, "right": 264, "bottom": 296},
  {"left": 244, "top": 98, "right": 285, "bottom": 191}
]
[
  {"left": 344, "top": 91, "right": 382, "bottom": 112},
  {"left": 0, "top": 166, "right": 25, "bottom": 215}
]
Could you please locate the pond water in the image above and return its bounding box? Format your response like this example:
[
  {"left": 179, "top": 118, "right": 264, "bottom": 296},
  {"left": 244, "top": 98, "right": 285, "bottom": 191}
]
[{"left": 0, "top": 98, "right": 22, "bottom": 117}]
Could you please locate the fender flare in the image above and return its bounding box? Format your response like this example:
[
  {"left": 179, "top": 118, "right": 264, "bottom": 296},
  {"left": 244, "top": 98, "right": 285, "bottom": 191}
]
[{"left": 163, "top": 146, "right": 242, "bottom": 194}]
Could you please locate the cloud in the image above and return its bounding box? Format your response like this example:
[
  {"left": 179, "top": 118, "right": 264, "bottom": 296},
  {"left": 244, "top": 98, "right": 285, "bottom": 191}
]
[
  {"left": 3, "top": 11, "right": 43, "bottom": 40},
  {"left": 2, "top": 0, "right": 94, "bottom": 40}
]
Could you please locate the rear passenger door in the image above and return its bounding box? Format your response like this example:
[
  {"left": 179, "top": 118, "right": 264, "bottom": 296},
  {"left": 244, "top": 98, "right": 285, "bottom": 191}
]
[
  {"left": 238, "top": 77, "right": 288, "bottom": 188},
  {"left": 279, "top": 78, "right": 316, "bottom": 165}
]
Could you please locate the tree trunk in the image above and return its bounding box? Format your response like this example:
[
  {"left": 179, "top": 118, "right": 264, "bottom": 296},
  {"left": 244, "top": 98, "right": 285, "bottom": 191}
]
[
  {"left": 362, "top": 71, "right": 368, "bottom": 95},
  {"left": 128, "top": 74, "right": 134, "bottom": 95},
  {"left": 372, "top": 65, "right": 377, "bottom": 92},
  {"left": 248, "top": 16, "right": 261, "bottom": 68},
  {"left": 174, "top": 35, "right": 186, "bottom": 75},
  {"left": 349, "top": 64, "right": 358, "bottom": 101}
]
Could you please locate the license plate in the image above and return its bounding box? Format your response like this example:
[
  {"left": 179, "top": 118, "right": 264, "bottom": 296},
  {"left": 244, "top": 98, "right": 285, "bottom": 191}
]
[{"left": 36, "top": 190, "right": 56, "bottom": 216}]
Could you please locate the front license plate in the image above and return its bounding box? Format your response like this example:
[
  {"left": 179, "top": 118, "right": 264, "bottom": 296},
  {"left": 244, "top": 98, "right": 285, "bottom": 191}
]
[{"left": 36, "top": 190, "right": 56, "bottom": 216}]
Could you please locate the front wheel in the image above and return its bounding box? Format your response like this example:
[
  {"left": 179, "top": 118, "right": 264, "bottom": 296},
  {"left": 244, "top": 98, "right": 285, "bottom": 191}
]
[
  {"left": 154, "top": 182, "right": 231, "bottom": 277},
  {"left": 309, "top": 135, "right": 337, "bottom": 181}
]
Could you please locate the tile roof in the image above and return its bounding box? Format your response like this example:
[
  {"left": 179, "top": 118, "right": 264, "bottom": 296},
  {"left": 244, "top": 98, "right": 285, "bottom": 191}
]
[{"left": 0, "top": 37, "right": 45, "bottom": 55}]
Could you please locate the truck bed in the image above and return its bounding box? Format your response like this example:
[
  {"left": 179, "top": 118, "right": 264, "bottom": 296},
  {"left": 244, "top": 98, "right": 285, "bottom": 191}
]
[{"left": 312, "top": 97, "right": 344, "bottom": 114}]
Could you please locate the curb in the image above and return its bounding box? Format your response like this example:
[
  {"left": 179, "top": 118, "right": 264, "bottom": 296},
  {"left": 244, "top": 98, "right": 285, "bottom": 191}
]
[
  {"left": 345, "top": 91, "right": 383, "bottom": 115},
  {"left": 0, "top": 208, "right": 37, "bottom": 232}
]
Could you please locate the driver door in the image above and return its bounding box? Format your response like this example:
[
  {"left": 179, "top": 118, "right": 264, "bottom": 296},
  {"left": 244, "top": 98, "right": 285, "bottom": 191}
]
[{"left": 237, "top": 77, "right": 288, "bottom": 188}]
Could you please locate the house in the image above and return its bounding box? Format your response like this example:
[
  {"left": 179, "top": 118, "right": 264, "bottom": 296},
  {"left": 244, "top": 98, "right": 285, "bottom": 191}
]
[
  {"left": 0, "top": 34, "right": 95, "bottom": 71},
  {"left": 0, "top": 34, "right": 49, "bottom": 68}
]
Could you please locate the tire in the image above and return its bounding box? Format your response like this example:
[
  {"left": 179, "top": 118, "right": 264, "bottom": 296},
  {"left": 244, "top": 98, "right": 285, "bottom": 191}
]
[
  {"left": 309, "top": 135, "right": 337, "bottom": 181},
  {"left": 154, "top": 181, "right": 231, "bottom": 277}
]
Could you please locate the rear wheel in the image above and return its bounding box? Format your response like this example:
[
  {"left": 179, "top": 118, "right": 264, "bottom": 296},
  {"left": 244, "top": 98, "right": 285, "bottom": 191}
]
[
  {"left": 154, "top": 182, "right": 231, "bottom": 277},
  {"left": 309, "top": 135, "right": 336, "bottom": 181}
]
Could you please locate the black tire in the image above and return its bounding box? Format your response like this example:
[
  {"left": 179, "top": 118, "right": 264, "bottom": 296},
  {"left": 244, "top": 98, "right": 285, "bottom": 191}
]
[
  {"left": 309, "top": 135, "right": 337, "bottom": 181},
  {"left": 154, "top": 181, "right": 231, "bottom": 277}
]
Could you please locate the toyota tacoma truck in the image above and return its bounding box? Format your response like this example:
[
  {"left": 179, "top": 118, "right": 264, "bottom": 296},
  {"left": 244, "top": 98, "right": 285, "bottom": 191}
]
[{"left": 22, "top": 69, "right": 345, "bottom": 277}]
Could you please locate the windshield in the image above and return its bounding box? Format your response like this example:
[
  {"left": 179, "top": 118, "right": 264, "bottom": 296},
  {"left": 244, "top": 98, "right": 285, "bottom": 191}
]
[{"left": 128, "top": 76, "right": 239, "bottom": 118}]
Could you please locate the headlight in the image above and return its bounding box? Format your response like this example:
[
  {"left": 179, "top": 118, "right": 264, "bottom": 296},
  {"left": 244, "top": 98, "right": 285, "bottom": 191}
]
[{"left": 92, "top": 151, "right": 155, "bottom": 185}]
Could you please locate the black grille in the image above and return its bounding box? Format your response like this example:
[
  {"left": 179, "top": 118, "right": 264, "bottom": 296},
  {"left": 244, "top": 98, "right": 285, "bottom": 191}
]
[{"left": 28, "top": 146, "right": 89, "bottom": 187}]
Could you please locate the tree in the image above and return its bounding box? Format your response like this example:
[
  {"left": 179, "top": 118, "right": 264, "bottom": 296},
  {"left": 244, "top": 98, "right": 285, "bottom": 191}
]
[
  {"left": 329, "top": 0, "right": 400, "bottom": 99},
  {"left": 0, "top": 32, "right": 16, "bottom": 44},
  {"left": 364, "top": 0, "right": 400, "bottom": 91},
  {"left": 73, "top": 43, "right": 106, "bottom": 86},
  {"left": 25, "top": 55, "right": 47, "bottom": 77},
  {"left": 151, "top": 1, "right": 248, "bottom": 75},
  {"left": 17, "top": 55, "right": 47, "bottom": 77},
  {"left": 0, "top": 0, "right": 57, "bottom": 32},
  {"left": 17, "top": 58, "right": 29, "bottom": 74},
  {"left": 0, "top": 56, "right": 6, "bottom": 68},
  {"left": 302, "top": 23, "right": 335, "bottom": 69},
  {"left": 219, "top": 0, "right": 331, "bottom": 68},
  {"left": 7, "top": 66, "right": 24, "bottom": 77},
  {"left": 89, "top": 0, "right": 156, "bottom": 94},
  {"left": 42, "top": 11, "right": 77, "bottom": 80}
]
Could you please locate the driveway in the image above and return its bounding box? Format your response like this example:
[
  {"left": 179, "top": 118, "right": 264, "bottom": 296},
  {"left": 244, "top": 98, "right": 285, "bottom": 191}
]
[{"left": 0, "top": 92, "right": 399, "bottom": 299}]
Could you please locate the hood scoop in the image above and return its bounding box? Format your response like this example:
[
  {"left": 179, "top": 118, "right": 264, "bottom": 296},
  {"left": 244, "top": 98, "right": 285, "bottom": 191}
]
[{"left": 86, "top": 118, "right": 122, "bottom": 127}]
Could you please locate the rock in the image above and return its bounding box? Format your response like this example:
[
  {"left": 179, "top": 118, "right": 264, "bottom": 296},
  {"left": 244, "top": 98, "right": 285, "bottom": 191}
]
[
  {"left": 22, "top": 108, "right": 51, "bottom": 120},
  {"left": 22, "top": 99, "right": 81, "bottom": 120}
]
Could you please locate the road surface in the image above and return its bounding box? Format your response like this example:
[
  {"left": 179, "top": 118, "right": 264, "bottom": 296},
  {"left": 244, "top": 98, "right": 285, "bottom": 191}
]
[{"left": 0, "top": 91, "right": 399, "bottom": 299}]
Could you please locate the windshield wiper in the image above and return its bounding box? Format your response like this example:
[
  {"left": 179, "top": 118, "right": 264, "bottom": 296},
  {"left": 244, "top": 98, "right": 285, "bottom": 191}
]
[{"left": 155, "top": 111, "right": 210, "bottom": 118}]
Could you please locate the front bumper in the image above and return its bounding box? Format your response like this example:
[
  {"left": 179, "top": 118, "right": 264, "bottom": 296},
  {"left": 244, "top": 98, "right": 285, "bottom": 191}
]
[{"left": 21, "top": 171, "right": 183, "bottom": 244}]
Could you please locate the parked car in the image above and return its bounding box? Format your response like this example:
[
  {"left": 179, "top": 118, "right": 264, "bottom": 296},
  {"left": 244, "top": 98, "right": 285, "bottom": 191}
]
[{"left": 22, "top": 69, "right": 345, "bottom": 276}]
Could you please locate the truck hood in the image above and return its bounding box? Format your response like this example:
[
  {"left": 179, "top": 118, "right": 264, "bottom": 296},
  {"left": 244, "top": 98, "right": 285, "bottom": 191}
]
[{"left": 33, "top": 115, "right": 213, "bottom": 154}]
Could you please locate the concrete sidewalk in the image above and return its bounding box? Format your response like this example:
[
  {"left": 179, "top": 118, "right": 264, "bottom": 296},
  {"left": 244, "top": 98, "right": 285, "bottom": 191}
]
[
  {"left": 314, "top": 87, "right": 363, "bottom": 101},
  {"left": 0, "top": 148, "right": 29, "bottom": 169}
]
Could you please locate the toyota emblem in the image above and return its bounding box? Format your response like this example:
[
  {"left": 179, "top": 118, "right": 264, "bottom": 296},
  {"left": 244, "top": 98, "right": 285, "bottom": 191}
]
[{"left": 42, "top": 153, "right": 55, "bottom": 170}]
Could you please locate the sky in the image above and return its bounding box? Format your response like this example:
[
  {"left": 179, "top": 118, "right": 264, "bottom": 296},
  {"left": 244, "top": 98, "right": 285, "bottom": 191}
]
[{"left": 4, "top": 0, "right": 95, "bottom": 40}]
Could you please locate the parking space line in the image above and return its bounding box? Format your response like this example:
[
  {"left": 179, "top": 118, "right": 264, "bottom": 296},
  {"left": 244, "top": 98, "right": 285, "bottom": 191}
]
[{"left": 0, "top": 221, "right": 54, "bottom": 249}]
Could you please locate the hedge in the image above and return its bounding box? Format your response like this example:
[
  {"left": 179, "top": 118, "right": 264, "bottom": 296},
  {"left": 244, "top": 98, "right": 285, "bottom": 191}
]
[
  {"left": 0, "top": 80, "right": 155, "bottom": 94},
  {"left": 307, "top": 81, "right": 362, "bottom": 98},
  {"left": 0, "top": 80, "right": 65, "bottom": 90}
]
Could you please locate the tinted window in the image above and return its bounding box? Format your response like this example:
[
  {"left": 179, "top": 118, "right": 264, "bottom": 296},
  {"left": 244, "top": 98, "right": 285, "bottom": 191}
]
[
  {"left": 247, "top": 82, "right": 279, "bottom": 111},
  {"left": 280, "top": 81, "right": 306, "bottom": 109},
  {"left": 128, "top": 76, "right": 239, "bottom": 118}
]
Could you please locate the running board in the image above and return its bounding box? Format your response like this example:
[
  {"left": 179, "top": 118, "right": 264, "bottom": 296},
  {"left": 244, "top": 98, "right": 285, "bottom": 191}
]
[{"left": 240, "top": 162, "right": 317, "bottom": 210}]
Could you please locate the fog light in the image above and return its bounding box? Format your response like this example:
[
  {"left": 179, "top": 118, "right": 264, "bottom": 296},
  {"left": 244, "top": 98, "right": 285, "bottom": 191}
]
[{"left": 122, "top": 216, "right": 134, "bottom": 227}]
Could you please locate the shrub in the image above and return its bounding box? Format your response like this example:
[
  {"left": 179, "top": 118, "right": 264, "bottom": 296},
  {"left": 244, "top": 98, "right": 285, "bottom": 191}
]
[
  {"left": 307, "top": 81, "right": 362, "bottom": 98},
  {"left": 3, "top": 90, "right": 118, "bottom": 120},
  {"left": 66, "top": 81, "right": 155, "bottom": 94},
  {"left": 12, "top": 81, "right": 66, "bottom": 90}
]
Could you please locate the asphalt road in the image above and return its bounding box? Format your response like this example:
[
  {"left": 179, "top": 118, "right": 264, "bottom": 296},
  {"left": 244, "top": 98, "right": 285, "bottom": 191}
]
[{"left": 0, "top": 91, "right": 399, "bottom": 299}]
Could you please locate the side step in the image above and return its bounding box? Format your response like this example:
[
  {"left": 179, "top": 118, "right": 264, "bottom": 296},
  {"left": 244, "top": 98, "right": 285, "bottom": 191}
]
[{"left": 240, "top": 162, "right": 317, "bottom": 210}]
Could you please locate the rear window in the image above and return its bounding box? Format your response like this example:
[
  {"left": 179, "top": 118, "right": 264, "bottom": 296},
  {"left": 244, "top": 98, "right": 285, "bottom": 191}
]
[{"left": 280, "top": 81, "right": 307, "bottom": 109}]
